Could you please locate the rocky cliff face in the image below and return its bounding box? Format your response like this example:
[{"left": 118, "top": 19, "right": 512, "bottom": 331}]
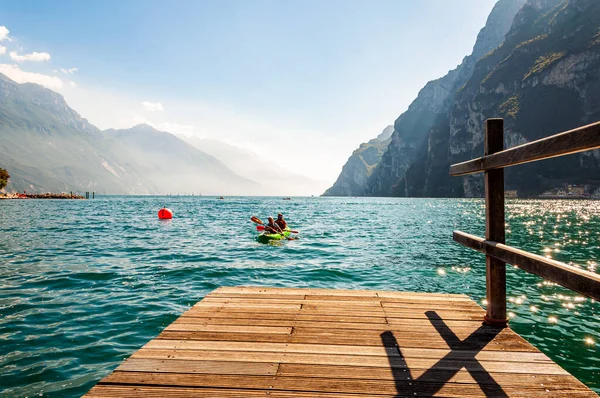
[
  {"left": 448, "top": 0, "right": 600, "bottom": 197},
  {"left": 336, "top": 0, "right": 600, "bottom": 198},
  {"left": 366, "top": 0, "right": 527, "bottom": 197},
  {"left": 323, "top": 125, "right": 393, "bottom": 196}
]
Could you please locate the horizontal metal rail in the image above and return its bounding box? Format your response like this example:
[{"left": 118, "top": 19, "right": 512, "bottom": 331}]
[
  {"left": 450, "top": 121, "right": 600, "bottom": 176},
  {"left": 453, "top": 230, "right": 600, "bottom": 301}
]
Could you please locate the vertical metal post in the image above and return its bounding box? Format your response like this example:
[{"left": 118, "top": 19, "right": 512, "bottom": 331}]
[{"left": 484, "top": 118, "right": 507, "bottom": 327}]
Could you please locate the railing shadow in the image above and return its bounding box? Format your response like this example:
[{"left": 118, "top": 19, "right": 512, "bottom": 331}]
[{"left": 381, "top": 311, "right": 508, "bottom": 397}]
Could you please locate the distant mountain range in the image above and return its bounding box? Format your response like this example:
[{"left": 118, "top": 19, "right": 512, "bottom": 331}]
[
  {"left": 325, "top": 0, "right": 600, "bottom": 197},
  {"left": 0, "top": 72, "right": 322, "bottom": 195},
  {"left": 182, "top": 136, "right": 329, "bottom": 196}
]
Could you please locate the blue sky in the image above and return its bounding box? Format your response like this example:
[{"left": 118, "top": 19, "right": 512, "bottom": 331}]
[{"left": 0, "top": 0, "right": 498, "bottom": 185}]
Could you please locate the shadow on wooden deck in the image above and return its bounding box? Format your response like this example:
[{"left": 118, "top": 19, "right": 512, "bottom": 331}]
[{"left": 381, "top": 311, "right": 506, "bottom": 397}]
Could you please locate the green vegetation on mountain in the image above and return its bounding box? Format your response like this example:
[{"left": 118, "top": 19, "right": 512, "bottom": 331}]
[
  {"left": 498, "top": 95, "right": 520, "bottom": 119},
  {"left": 0, "top": 168, "right": 9, "bottom": 190}
]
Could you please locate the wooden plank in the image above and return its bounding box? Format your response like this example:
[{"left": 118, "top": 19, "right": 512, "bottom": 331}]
[
  {"left": 117, "top": 358, "right": 278, "bottom": 375},
  {"left": 158, "top": 331, "right": 292, "bottom": 343},
  {"left": 290, "top": 332, "right": 538, "bottom": 352},
  {"left": 454, "top": 230, "right": 600, "bottom": 301},
  {"left": 380, "top": 300, "right": 482, "bottom": 310},
  {"left": 213, "top": 286, "right": 378, "bottom": 297},
  {"left": 383, "top": 309, "right": 484, "bottom": 321},
  {"left": 172, "top": 320, "right": 388, "bottom": 331},
  {"left": 157, "top": 330, "right": 537, "bottom": 352},
  {"left": 183, "top": 310, "right": 387, "bottom": 324},
  {"left": 144, "top": 340, "right": 400, "bottom": 357},
  {"left": 85, "top": 385, "right": 394, "bottom": 397},
  {"left": 164, "top": 324, "right": 292, "bottom": 334},
  {"left": 130, "top": 350, "right": 566, "bottom": 374},
  {"left": 86, "top": 384, "right": 598, "bottom": 398},
  {"left": 206, "top": 293, "right": 307, "bottom": 300},
  {"left": 299, "top": 305, "right": 385, "bottom": 314},
  {"left": 189, "top": 306, "right": 301, "bottom": 315},
  {"left": 201, "top": 297, "right": 383, "bottom": 307},
  {"left": 182, "top": 310, "right": 299, "bottom": 321},
  {"left": 277, "top": 363, "right": 589, "bottom": 387},
  {"left": 174, "top": 317, "right": 299, "bottom": 327},
  {"left": 180, "top": 314, "right": 388, "bottom": 325},
  {"left": 449, "top": 120, "right": 600, "bottom": 176},
  {"left": 141, "top": 340, "right": 551, "bottom": 363},
  {"left": 100, "top": 371, "right": 589, "bottom": 396},
  {"left": 193, "top": 302, "right": 302, "bottom": 310}
]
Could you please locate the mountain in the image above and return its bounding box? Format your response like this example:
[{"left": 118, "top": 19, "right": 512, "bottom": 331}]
[
  {"left": 182, "top": 135, "right": 329, "bottom": 196},
  {"left": 365, "top": 0, "right": 527, "bottom": 197},
  {"left": 0, "top": 73, "right": 139, "bottom": 193},
  {"left": 103, "top": 125, "right": 258, "bottom": 195},
  {"left": 323, "top": 125, "right": 393, "bottom": 196},
  {"left": 447, "top": 0, "right": 600, "bottom": 197},
  {"left": 337, "top": 0, "right": 600, "bottom": 198},
  {"left": 0, "top": 74, "right": 257, "bottom": 194}
]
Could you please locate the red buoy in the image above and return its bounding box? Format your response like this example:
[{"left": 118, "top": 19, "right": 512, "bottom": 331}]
[{"left": 158, "top": 207, "right": 173, "bottom": 219}]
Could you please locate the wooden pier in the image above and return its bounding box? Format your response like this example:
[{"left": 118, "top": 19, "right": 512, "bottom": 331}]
[
  {"left": 85, "top": 286, "right": 596, "bottom": 397},
  {"left": 86, "top": 118, "right": 600, "bottom": 396}
]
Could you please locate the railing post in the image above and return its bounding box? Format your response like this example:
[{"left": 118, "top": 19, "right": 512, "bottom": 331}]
[{"left": 484, "top": 118, "right": 507, "bottom": 327}]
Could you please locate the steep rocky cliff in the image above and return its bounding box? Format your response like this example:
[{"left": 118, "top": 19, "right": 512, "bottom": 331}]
[
  {"left": 366, "top": 0, "right": 526, "bottom": 196},
  {"left": 447, "top": 0, "right": 600, "bottom": 197},
  {"left": 335, "top": 0, "right": 600, "bottom": 198},
  {"left": 323, "top": 126, "right": 393, "bottom": 196}
]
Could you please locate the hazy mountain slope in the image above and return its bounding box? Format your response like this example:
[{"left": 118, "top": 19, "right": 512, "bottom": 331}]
[
  {"left": 103, "top": 126, "right": 259, "bottom": 195},
  {"left": 0, "top": 74, "right": 258, "bottom": 194},
  {"left": 183, "top": 136, "right": 329, "bottom": 196},
  {"left": 323, "top": 125, "right": 393, "bottom": 196},
  {"left": 0, "top": 73, "right": 144, "bottom": 193},
  {"left": 366, "top": 0, "right": 527, "bottom": 196}
]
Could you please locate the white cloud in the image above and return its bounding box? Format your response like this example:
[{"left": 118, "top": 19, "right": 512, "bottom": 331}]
[
  {"left": 10, "top": 51, "right": 51, "bottom": 62},
  {"left": 141, "top": 101, "right": 164, "bottom": 112},
  {"left": 0, "top": 64, "right": 63, "bottom": 90},
  {"left": 0, "top": 26, "right": 9, "bottom": 42},
  {"left": 69, "top": 81, "right": 76, "bottom": 87},
  {"left": 60, "top": 67, "right": 78, "bottom": 74},
  {"left": 0, "top": 46, "right": 5, "bottom": 55}
]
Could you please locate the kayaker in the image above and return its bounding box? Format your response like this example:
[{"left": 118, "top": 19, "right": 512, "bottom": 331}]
[
  {"left": 265, "top": 217, "right": 283, "bottom": 234},
  {"left": 276, "top": 213, "right": 288, "bottom": 230}
]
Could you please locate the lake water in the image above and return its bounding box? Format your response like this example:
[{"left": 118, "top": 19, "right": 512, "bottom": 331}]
[{"left": 0, "top": 196, "right": 599, "bottom": 396}]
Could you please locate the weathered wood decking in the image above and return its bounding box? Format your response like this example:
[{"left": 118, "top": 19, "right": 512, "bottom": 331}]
[{"left": 86, "top": 286, "right": 596, "bottom": 397}]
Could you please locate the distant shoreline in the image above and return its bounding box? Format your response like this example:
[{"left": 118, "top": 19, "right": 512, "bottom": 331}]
[{"left": 0, "top": 193, "right": 85, "bottom": 200}]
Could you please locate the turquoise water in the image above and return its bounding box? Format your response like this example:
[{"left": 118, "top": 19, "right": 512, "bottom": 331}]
[{"left": 0, "top": 196, "right": 599, "bottom": 396}]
